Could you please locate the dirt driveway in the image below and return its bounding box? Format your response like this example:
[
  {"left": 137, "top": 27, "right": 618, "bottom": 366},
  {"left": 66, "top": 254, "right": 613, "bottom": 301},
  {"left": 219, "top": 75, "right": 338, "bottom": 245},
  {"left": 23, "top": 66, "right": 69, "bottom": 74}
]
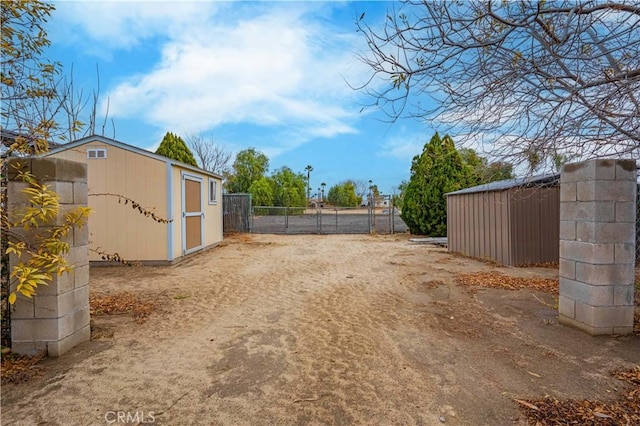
[{"left": 2, "top": 234, "right": 639, "bottom": 425}]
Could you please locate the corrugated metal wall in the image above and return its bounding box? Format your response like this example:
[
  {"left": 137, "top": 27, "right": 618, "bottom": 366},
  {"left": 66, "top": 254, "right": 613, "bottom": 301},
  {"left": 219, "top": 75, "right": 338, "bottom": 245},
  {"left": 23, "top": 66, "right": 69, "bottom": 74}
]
[
  {"left": 447, "top": 190, "right": 511, "bottom": 264},
  {"left": 509, "top": 187, "right": 560, "bottom": 266},
  {"left": 636, "top": 184, "right": 639, "bottom": 261},
  {"left": 447, "top": 186, "right": 559, "bottom": 266}
]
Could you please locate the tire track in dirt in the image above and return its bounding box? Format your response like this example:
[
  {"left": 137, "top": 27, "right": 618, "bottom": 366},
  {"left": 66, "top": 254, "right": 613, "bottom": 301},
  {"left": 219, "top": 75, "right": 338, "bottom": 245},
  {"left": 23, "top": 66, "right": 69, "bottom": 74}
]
[
  {"left": 246, "top": 236, "right": 444, "bottom": 424},
  {"left": 3, "top": 236, "right": 310, "bottom": 425},
  {"left": 283, "top": 286, "right": 439, "bottom": 424},
  {"left": 166, "top": 235, "right": 441, "bottom": 424},
  {"left": 156, "top": 236, "right": 341, "bottom": 424}
]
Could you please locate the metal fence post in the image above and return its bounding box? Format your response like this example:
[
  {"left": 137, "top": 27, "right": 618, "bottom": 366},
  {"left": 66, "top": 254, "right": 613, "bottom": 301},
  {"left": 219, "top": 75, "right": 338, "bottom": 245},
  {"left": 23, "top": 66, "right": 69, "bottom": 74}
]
[
  {"left": 285, "top": 207, "right": 289, "bottom": 230},
  {"left": 388, "top": 196, "right": 392, "bottom": 234}
]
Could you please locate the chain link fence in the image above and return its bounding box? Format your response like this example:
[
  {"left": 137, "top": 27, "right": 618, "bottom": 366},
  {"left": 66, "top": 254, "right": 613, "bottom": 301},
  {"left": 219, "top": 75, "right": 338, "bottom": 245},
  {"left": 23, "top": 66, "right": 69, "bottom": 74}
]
[{"left": 251, "top": 202, "right": 407, "bottom": 235}]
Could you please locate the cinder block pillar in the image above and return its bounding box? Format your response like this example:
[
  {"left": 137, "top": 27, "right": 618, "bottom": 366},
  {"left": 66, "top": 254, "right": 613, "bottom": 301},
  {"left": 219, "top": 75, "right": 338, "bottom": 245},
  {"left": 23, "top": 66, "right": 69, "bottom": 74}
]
[
  {"left": 559, "top": 159, "right": 637, "bottom": 335},
  {"left": 8, "top": 158, "right": 90, "bottom": 356}
]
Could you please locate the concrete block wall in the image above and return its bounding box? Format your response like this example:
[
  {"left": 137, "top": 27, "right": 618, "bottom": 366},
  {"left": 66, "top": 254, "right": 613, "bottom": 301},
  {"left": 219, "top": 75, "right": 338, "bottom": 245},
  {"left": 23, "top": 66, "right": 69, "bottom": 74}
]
[
  {"left": 559, "top": 159, "right": 637, "bottom": 335},
  {"left": 8, "top": 157, "right": 90, "bottom": 356}
]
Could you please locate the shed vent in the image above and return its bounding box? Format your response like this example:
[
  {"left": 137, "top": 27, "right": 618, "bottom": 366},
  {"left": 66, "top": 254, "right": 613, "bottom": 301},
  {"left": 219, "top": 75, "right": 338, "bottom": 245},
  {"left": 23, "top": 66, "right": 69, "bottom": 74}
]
[{"left": 87, "top": 148, "right": 107, "bottom": 159}]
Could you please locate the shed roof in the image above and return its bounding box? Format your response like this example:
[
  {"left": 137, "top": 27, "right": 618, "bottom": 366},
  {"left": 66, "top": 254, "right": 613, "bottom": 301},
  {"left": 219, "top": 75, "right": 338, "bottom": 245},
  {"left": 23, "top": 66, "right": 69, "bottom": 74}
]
[
  {"left": 446, "top": 172, "right": 559, "bottom": 196},
  {"left": 44, "top": 134, "right": 223, "bottom": 179},
  {"left": 1, "top": 129, "right": 61, "bottom": 156}
]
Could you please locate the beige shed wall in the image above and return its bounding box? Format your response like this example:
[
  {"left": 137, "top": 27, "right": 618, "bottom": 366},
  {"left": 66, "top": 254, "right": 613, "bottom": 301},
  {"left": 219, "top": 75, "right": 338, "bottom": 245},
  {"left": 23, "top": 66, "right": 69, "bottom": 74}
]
[
  {"left": 170, "top": 167, "right": 223, "bottom": 260},
  {"left": 47, "top": 142, "right": 168, "bottom": 262}
]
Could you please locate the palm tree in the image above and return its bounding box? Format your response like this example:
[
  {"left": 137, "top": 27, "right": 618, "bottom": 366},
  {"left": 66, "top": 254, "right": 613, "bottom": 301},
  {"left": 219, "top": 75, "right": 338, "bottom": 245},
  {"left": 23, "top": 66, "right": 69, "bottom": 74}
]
[
  {"left": 304, "top": 165, "right": 313, "bottom": 206},
  {"left": 321, "top": 182, "right": 326, "bottom": 202}
]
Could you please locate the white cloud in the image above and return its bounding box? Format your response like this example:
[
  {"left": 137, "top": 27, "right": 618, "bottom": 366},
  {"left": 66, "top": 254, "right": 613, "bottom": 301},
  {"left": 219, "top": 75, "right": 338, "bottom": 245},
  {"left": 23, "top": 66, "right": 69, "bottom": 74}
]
[
  {"left": 377, "top": 128, "right": 509, "bottom": 163},
  {"left": 53, "top": 2, "right": 376, "bottom": 158},
  {"left": 378, "top": 129, "right": 424, "bottom": 160},
  {"left": 53, "top": 1, "right": 219, "bottom": 50}
]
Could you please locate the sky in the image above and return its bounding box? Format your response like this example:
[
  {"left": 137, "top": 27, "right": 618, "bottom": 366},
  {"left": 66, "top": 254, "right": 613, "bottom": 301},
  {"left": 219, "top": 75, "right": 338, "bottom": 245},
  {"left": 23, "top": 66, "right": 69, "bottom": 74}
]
[{"left": 45, "top": 0, "right": 434, "bottom": 196}]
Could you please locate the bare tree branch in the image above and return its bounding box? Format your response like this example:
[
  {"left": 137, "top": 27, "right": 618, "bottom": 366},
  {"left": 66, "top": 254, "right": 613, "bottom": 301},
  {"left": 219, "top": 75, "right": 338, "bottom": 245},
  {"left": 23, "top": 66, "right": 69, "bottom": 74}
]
[
  {"left": 185, "top": 134, "right": 232, "bottom": 175},
  {"left": 356, "top": 0, "right": 640, "bottom": 172}
]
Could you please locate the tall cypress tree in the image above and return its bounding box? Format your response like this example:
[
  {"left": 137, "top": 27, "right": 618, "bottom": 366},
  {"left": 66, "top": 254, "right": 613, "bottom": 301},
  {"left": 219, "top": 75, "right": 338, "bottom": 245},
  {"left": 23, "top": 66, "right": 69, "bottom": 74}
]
[
  {"left": 401, "top": 133, "right": 472, "bottom": 236},
  {"left": 155, "top": 132, "right": 198, "bottom": 167}
]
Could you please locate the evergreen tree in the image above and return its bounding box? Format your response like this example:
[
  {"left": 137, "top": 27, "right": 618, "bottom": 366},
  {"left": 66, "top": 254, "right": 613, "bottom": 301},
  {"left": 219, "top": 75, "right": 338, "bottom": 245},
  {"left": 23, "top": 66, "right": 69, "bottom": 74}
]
[
  {"left": 155, "top": 132, "right": 198, "bottom": 167},
  {"left": 401, "top": 133, "right": 471, "bottom": 236}
]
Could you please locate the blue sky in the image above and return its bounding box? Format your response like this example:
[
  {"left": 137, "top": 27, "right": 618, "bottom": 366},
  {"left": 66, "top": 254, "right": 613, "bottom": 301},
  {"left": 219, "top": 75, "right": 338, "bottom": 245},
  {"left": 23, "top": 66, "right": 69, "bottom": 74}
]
[{"left": 45, "top": 1, "right": 435, "bottom": 195}]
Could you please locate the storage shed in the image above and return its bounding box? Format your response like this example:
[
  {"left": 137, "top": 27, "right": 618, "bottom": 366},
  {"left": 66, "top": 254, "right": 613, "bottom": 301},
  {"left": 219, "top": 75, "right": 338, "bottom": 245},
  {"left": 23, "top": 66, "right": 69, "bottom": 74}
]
[
  {"left": 44, "top": 135, "right": 223, "bottom": 264},
  {"left": 446, "top": 174, "right": 560, "bottom": 266}
]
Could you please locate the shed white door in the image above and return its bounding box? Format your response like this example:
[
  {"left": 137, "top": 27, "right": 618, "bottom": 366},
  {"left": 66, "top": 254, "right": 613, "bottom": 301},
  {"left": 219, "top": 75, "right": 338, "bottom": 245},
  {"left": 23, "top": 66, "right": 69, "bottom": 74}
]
[{"left": 182, "top": 173, "right": 204, "bottom": 254}]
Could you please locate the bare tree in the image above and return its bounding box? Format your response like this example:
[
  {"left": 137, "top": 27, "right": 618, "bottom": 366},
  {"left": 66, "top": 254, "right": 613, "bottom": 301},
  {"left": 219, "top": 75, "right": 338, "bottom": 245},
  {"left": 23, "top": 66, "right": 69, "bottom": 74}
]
[
  {"left": 185, "top": 134, "right": 232, "bottom": 175},
  {"left": 356, "top": 1, "right": 640, "bottom": 171},
  {"left": 46, "top": 66, "right": 116, "bottom": 144},
  {"left": 84, "top": 64, "right": 115, "bottom": 139},
  {"left": 3, "top": 60, "right": 115, "bottom": 151},
  {"left": 353, "top": 179, "right": 369, "bottom": 203},
  {"left": 56, "top": 65, "right": 90, "bottom": 143}
]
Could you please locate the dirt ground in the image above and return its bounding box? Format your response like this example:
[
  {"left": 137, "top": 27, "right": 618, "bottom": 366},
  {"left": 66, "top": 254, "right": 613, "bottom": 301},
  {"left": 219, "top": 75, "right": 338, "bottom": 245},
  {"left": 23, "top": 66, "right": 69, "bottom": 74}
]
[{"left": 2, "top": 233, "right": 639, "bottom": 425}]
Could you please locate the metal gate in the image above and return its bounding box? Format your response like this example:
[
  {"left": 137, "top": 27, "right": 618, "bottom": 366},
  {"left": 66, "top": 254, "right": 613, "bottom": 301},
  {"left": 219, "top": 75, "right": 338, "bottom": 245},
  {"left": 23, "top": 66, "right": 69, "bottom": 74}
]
[{"left": 251, "top": 196, "right": 407, "bottom": 235}]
